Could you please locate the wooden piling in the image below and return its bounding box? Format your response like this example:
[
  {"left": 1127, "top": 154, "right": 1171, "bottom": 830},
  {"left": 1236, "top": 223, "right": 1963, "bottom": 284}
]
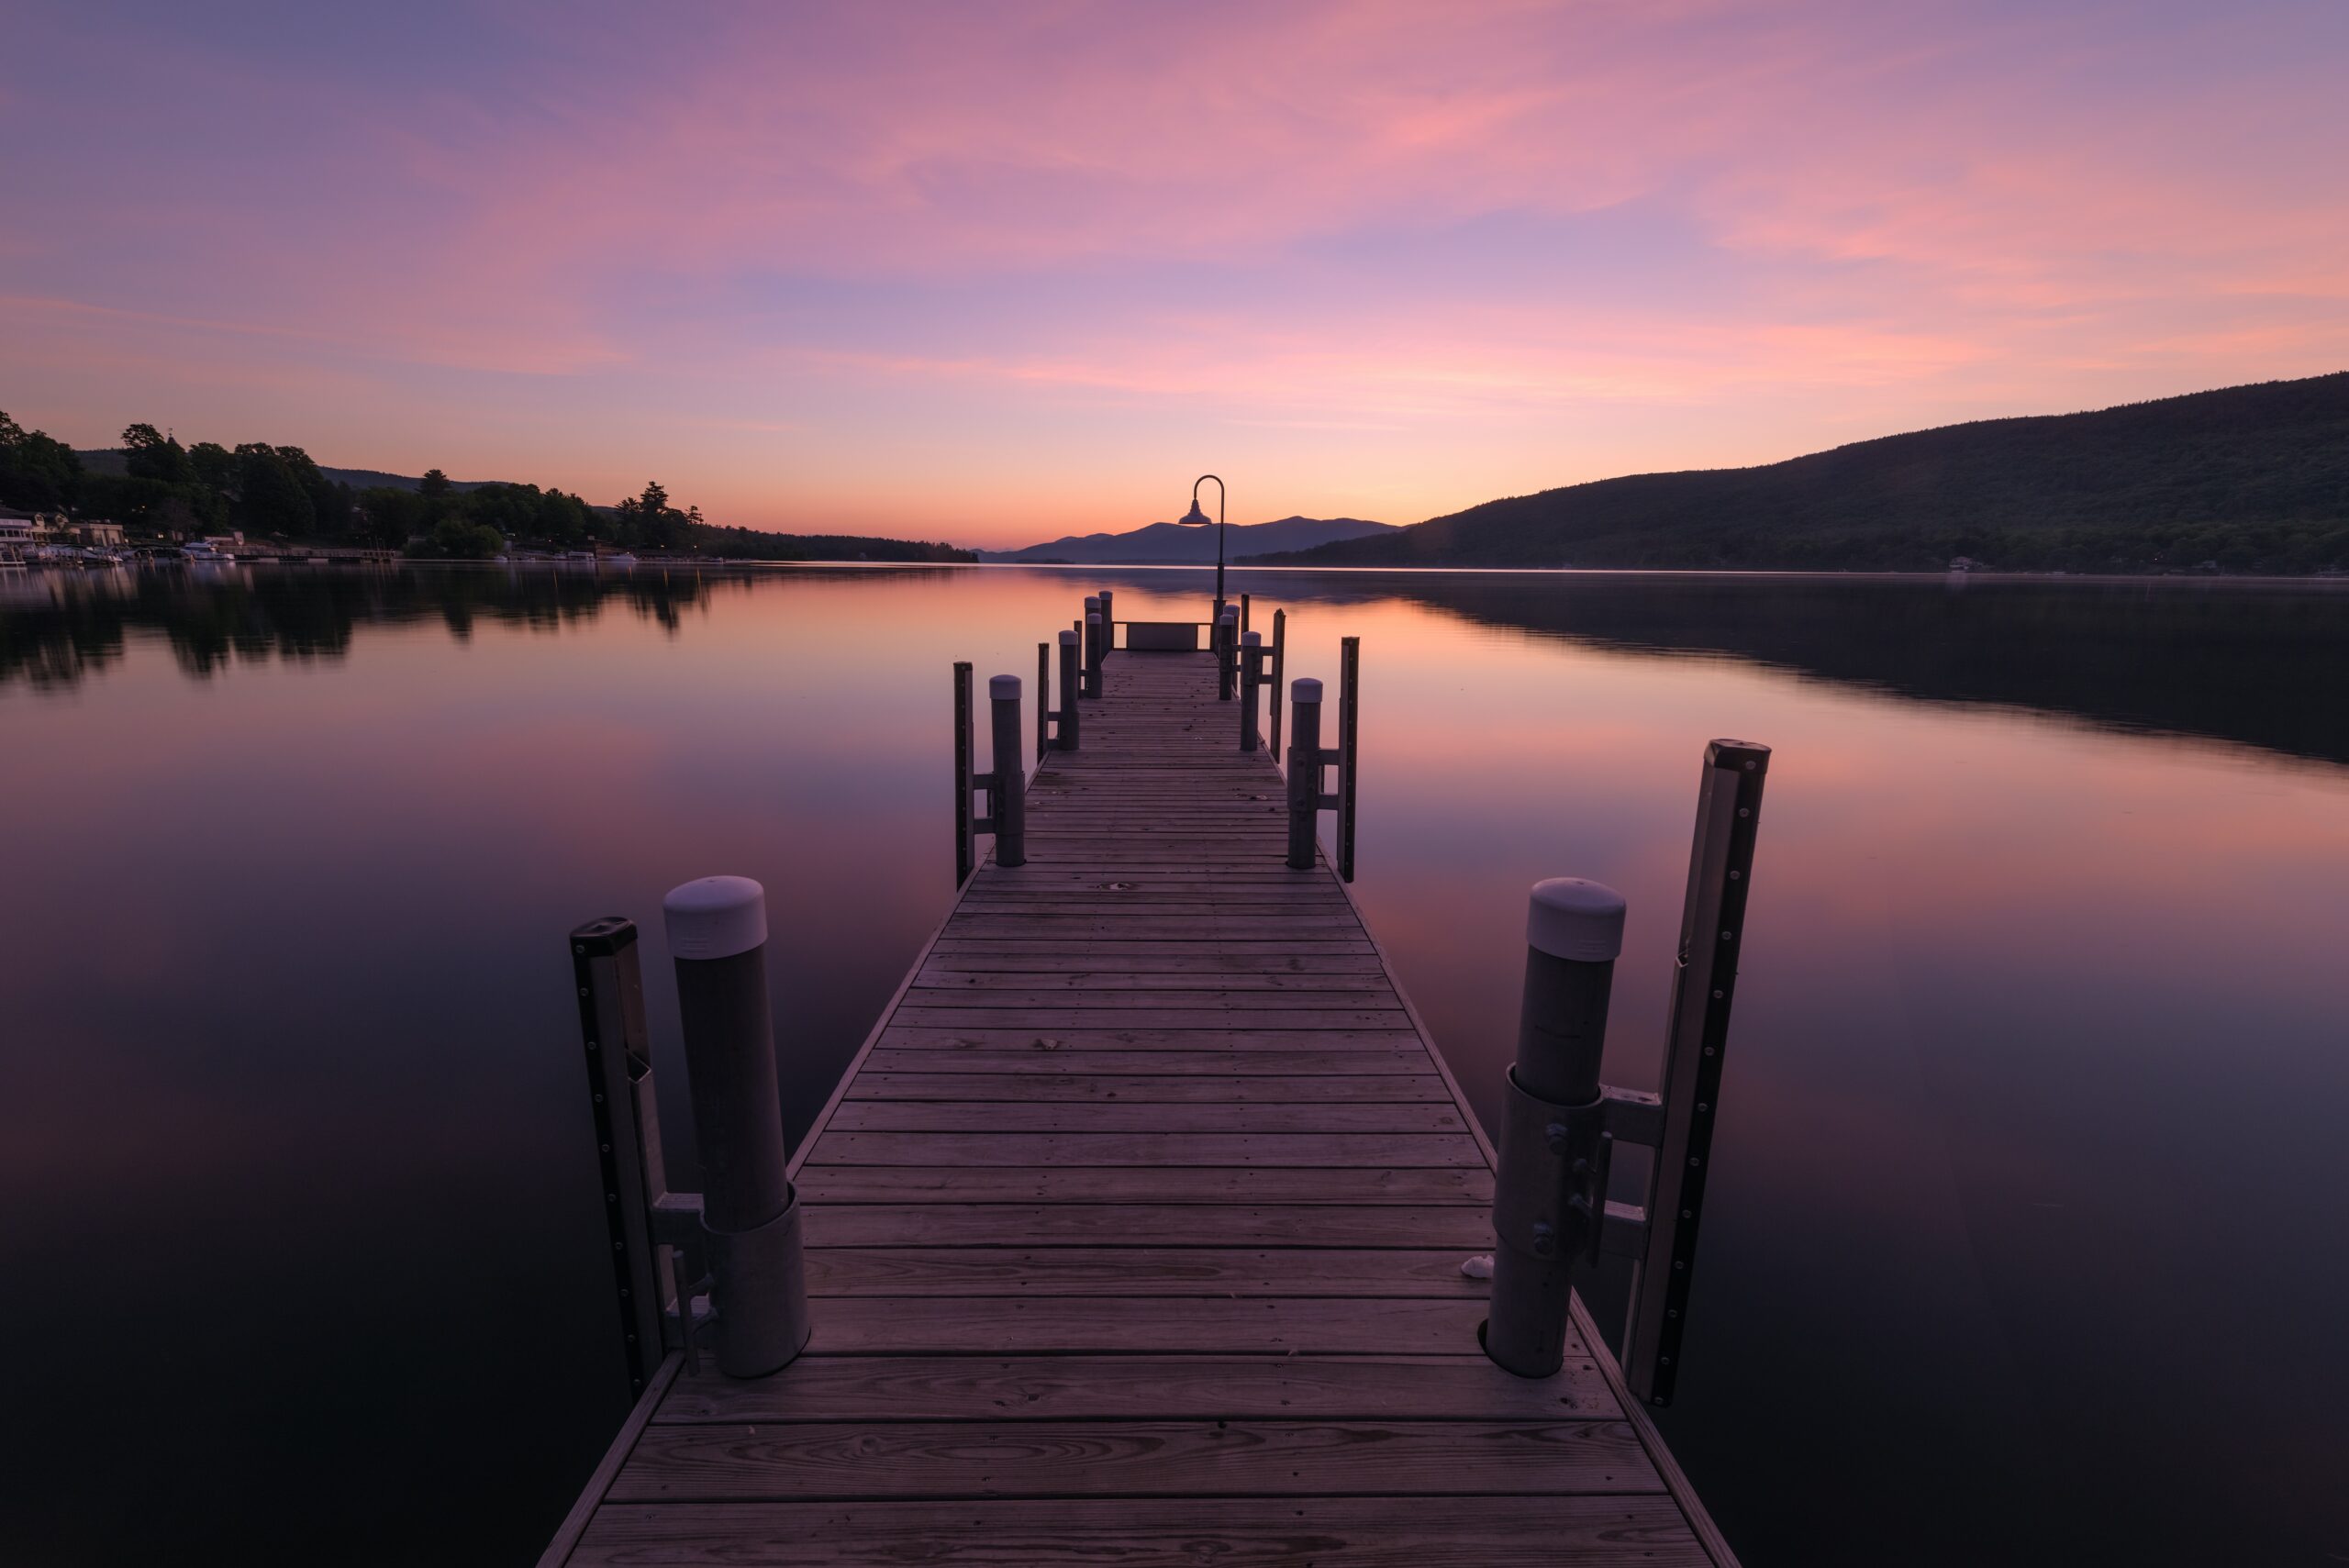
[
  {"left": 1034, "top": 643, "right": 1049, "bottom": 761},
  {"left": 1286, "top": 676, "right": 1323, "bottom": 871},
  {"left": 1054, "top": 631, "right": 1080, "bottom": 751},
  {"left": 987, "top": 675, "right": 1025, "bottom": 869}
]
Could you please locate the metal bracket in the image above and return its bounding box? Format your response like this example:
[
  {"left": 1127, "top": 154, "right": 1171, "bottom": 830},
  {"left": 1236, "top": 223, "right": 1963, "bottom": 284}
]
[
  {"left": 651, "top": 1191, "right": 705, "bottom": 1247},
  {"left": 1600, "top": 1199, "right": 1652, "bottom": 1258},
  {"left": 1491, "top": 1068, "right": 1611, "bottom": 1262},
  {"left": 1600, "top": 1084, "right": 1664, "bottom": 1147}
]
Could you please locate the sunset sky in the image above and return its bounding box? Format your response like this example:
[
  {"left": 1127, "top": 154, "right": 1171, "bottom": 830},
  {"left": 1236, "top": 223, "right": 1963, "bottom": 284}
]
[{"left": 5, "top": 0, "right": 2345, "bottom": 547}]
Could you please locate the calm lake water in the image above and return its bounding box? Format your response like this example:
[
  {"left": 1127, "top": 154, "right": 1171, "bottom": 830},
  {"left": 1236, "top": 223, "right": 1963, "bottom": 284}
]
[{"left": 3, "top": 563, "right": 2345, "bottom": 1565}]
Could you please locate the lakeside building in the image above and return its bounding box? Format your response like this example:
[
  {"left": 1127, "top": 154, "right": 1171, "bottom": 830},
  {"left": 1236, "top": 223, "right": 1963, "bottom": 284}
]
[
  {"left": 0, "top": 506, "right": 70, "bottom": 543},
  {"left": 1, "top": 509, "right": 128, "bottom": 547}
]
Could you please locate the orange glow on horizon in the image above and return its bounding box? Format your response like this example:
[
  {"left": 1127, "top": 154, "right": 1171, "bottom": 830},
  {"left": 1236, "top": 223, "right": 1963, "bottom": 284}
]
[{"left": 4, "top": 2, "right": 2346, "bottom": 546}]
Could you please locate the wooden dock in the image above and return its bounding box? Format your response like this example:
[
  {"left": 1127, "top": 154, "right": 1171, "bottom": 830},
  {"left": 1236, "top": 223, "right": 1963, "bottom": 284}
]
[{"left": 545, "top": 646, "right": 1737, "bottom": 1566}]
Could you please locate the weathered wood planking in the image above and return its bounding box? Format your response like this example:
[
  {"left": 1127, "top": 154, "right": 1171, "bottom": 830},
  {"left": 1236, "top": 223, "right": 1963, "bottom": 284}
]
[
  {"left": 572, "top": 1496, "right": 1710, "bottom": 1568},
  {"left": 548, "top": 645, "right": 1731, "bottom": 1568}
]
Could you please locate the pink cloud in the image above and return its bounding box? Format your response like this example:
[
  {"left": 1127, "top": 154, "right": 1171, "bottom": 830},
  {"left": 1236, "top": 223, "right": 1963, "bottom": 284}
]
[{"left": 2, "top": 0, "right": 2344, "bottom": 542}]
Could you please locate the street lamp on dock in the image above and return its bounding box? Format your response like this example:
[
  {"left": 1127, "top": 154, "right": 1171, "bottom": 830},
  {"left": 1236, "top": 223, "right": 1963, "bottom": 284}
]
[{"left": 1179, "top": 473, "right": 1227, "bottom": 617}]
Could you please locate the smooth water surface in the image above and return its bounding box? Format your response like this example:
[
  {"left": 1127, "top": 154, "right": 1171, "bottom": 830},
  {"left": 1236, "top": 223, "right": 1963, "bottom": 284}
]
[{"left": 3, "top": 564, "right": 2344, "bottom": 1565}]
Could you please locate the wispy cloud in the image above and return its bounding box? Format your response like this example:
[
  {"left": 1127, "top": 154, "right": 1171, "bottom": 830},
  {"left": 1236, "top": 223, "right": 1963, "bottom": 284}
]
[{"left": 2, "top": 0, "right": 2344, "bottom": 543}]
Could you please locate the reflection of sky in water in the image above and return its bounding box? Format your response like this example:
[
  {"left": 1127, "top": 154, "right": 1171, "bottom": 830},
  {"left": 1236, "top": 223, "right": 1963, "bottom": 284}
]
[{"left": 2, "top": 565, "right": 2344, "bottom": 1566}]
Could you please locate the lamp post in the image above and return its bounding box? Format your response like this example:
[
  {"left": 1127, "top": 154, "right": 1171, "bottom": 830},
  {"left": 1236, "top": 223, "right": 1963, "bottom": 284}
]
[{"left": 1179, "top": 474, "right": 1227, "bottom": 620}]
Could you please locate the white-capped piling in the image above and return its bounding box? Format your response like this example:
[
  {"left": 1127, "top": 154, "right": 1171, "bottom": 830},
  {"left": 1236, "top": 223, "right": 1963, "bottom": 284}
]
[
  {"left": 661, "top": 876, "right": 808, "bottom": 1378},
  {"left": 1486, "top": 878, "right": 1626, "bottom": 1377}
]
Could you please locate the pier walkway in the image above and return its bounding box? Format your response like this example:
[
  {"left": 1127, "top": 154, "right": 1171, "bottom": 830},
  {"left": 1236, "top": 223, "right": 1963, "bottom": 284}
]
[{"left": 547, "top": 647, "right": 1734, "bottom": 1566}]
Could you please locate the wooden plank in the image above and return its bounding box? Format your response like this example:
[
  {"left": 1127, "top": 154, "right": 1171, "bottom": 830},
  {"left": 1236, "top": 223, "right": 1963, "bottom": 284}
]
[
  {"left": 940, "top": 917, "right": 1367, "bottom": 936},
  {"left": 824, "top": 1101, "right": 1465, "bottom": 1134},
  {"left": 844, "top": 1072, "right": 1454, "bottom": 1101},
  {"left": 611, "top": 1418, "right": 1659, "bottom": 1501},
  {"left": 928, "top": 940, "right": 1381, "bottom": 958},
  {"left": 804, "top": 1131, "right": 1486, "bottom": 1167},
  {"left": 572, "top": 1496, "right": 1709, "bottom": 1567},
  {"left": 794, "top": 1165, "right": 1493, "bottom": 1205},
  {"left": 896, "top": 988, "right": 1407, "bottom": 1010},
  {"left": 796, "top": 1295, "right": 1494, "bottom": 1354},
  {"left": 801, "top": 1246, "right": 1488, "bottom": 1296},
  {"left": 920, "top": 951, "right": 1387, "bottom": 973},
  {"left": 860, "top": 1048, "right": 1437, "bottom": 1075},
  {"left": 874, "top": 1027, "right": 1426, "bottom": 1050},
  {"left": 802, "top": 1204, "right": 1497, "bottom": 1249},
  {"left": 912, "top": 969, "right": 1394, "bottom": 992},
  {"left": 655, "top": 1351, "right": 1613, "bottom": 1423},
  {"left": 891, "top": 1008, "right": 1412, "bottom": 1030}
]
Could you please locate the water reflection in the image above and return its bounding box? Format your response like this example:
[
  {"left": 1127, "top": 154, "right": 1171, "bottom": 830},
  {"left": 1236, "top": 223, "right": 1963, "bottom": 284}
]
[
  {"left": 0, "top": 562, "right": 740, "bottom": 685},
  {"left": 9, "top": 565, "right": 2343, "bottom": 768},
  {"left": 2, "top": 564, "right": 2343, "bottom": 1567}
]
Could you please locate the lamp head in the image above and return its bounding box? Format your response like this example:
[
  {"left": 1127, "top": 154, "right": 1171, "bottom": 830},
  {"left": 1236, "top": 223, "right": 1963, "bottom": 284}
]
[{"left": 1180, "top": 499, "right": 1210, "bottom": 527}]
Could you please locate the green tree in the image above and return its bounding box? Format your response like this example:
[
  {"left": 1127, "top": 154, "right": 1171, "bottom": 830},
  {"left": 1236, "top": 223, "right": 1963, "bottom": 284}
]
[
  {"left": 415, "top": 513, "right": 504, "bottom": 559},
  {"left": 0, "top": 408, "right": 84, "bottom": 511},
  {"left": 232, "top": 443, "right": 316, "bottom": 537},
  {"left": 418, "top": 468, "right": 452, "bottom": 498},
  {"left": 122, "top": 422, "right": 194, "bottom": 484},
  {"left": 613, "top": 480, "right": 700, "bottom": 551},
  {"left": 355, "top": 485, "right": 427, "bottom": 549},
  {"left": 187, "top": 440, "right": 235, "bottom": 494}
]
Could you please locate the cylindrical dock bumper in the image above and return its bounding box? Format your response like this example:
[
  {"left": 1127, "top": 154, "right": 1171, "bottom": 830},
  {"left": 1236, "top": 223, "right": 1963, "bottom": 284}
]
[
  {"left": 989, "top": 673, "right": 1025, "bottom": 867},
  {"left": 662, "top": 876, "right": 809, "bottom": 1378},
  {"left": 1486, "top": 877, "right": 1626, "bottom": 1378},
  {"left": 1286, "top": 677, "right": 1322, "bottom": 869},
  {"left": 1056, "top": 630, "right": 1081, "bottom": 751}
]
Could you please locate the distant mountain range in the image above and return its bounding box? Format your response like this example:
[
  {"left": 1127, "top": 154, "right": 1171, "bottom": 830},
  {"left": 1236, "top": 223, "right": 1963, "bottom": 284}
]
[
  {"left": 1253, "top": 373, "right": 2349, "bottom": 575},
  {"left": 981, "top": 515, "right": 1395, "bottom": 563}
]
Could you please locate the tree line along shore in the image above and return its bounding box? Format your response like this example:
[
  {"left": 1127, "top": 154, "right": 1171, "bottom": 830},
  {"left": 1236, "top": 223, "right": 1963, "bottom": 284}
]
[{"left": 0, "top": 416, "right": 972, "bottom": 563}]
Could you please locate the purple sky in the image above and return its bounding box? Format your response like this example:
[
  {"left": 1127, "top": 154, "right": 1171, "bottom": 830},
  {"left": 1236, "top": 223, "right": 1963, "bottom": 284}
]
[{"left": 4, "top": 0, "right": 2344, "bottom": 544}]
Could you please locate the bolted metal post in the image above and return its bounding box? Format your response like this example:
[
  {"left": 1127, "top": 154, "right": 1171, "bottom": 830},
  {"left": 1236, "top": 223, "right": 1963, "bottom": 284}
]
[
  {"left": 1035, "top": 642, "right": 1049, "bottom": 761},
  {"left": 1337, "top": 636, "right": 1360, "bottom": 884},
  {"left": 987, "top": 673, "right": 1025, "bottom": 867},
  {"left": 1486, "top": 879, "right": 1627, "bottom": 1378},
  {"left": 662, "top": 877, "right": 809, "bottom": 1378},
  {"left": 570, "top": 916, "right": 670, "bottom": 1398},
  {"left": 1239, "top": 630, "right": 1264, "bottom": 751},
  {"left": 1084, "top": 613, "right": 1105, "bottom": 698},
  {"left": 1269, "top": 608, "right": 1286, "bottom": 760},
  {"left": 1622, "top": 740, "right": 1771, "bottom": 1406},
  {"left": 952, "top": 662, "right": 974, "bottom": 886},
  {"left": 1286, "top": 677, "right": 1323, "bottom": 868},
  {"left": 1055, "top": 629, "right": 1081, "bottom": 751}
]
